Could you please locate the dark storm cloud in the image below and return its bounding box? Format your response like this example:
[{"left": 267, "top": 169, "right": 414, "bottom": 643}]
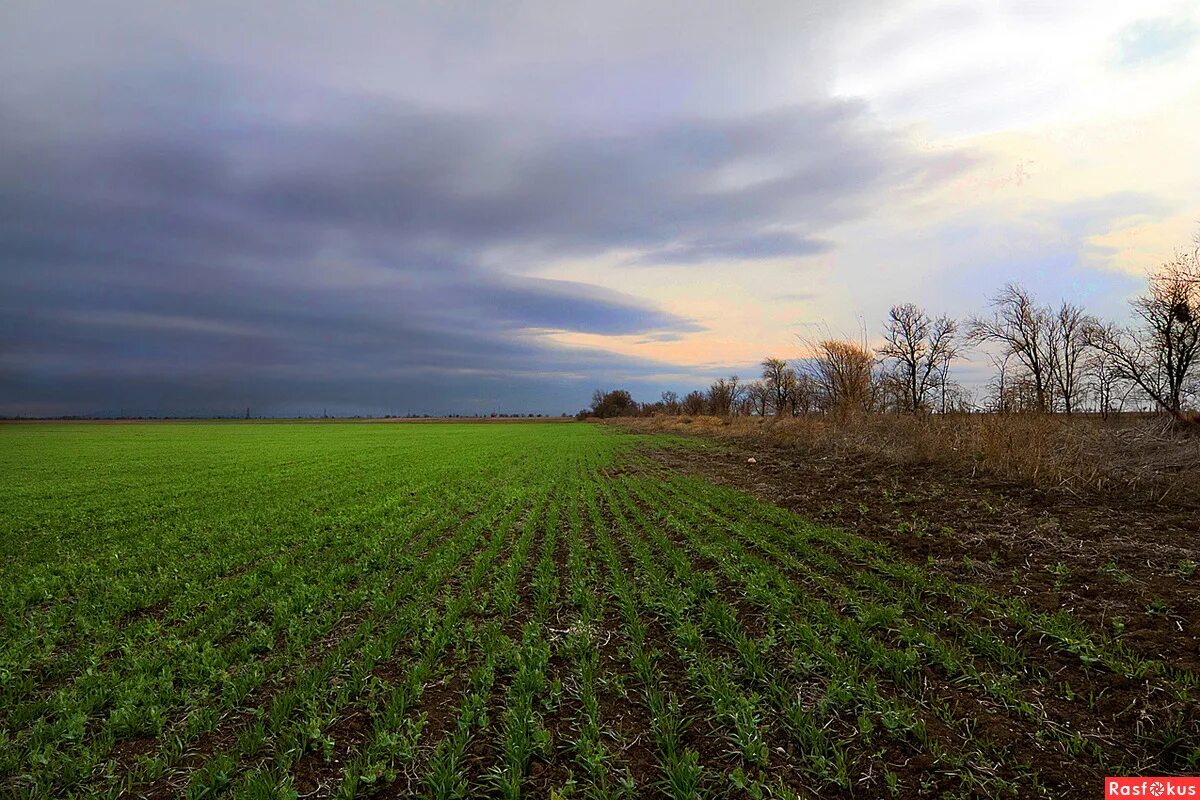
[{"left": 0, "top": 8, "right": 972, "bottom": 416}]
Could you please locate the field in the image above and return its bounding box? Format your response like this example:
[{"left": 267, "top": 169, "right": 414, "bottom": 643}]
[{"left": 1, "top": 422, "right": 1197, "bottom": 799}]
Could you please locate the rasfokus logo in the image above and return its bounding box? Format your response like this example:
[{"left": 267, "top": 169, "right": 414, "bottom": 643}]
[{"left": 1106, "top": 778, "right": 1200, "bottom": 797}]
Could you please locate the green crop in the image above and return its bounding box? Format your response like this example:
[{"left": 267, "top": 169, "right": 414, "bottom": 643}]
[{"left": 1, "top": 421, "right": 1195, "bottom": 798}]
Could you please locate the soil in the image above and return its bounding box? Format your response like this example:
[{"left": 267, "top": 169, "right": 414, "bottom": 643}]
[
  {"left": 624, "top": 435, "right": 1200, "bottom": 797},
  {"left": 639, "top": 437, "right": 1200, "bottom": 674}
]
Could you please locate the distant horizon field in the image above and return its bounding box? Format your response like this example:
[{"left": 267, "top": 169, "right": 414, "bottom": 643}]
[
  {"left": 0, "top": 415, "right": 576, "bottom": 424},
  {"left": 1, "top": 421, "right": 1195, "bottom": 799}
]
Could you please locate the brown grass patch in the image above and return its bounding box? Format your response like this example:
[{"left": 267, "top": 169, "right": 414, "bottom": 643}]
[{"left": 614, "top": 413, "right": 1200, "bottom": 506}]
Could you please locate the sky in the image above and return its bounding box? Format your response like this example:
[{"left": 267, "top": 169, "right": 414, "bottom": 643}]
[{"left": 2, "top": 1, "right": 1198, "bottom": 417}]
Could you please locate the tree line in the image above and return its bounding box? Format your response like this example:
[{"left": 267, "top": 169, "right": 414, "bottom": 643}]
[{"left": 583, "top": 239, "right": 1200, "bottom": 423}]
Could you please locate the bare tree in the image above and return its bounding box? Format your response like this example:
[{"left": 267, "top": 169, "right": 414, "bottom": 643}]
[
  {"left": 1086, "top": 249, "right": 1200, "bottom": 421},
  {"left": 761, "top": 358, "right": 797, "bottom": 416},
  {"left": 1084, "top": 348, "right": 1127, "bottom": 419},
  {"left": 707, "top": 378, "right": 731, "bottom": 416},
  {"left": 681, "top": 390, "right": 707, "bottom": 416},
  {"left": 726, "top": 375, "right": 745, "bottom": 415},
  {"left": 941, "top": 381, "right": 974, "bottom": 413},
  {"left": 984, "top": 351, "right": 1010, "bottom": 413},
  {"left": 878, "top": 303, "right": 958, "bottom": 412},
  {"left": 589, "top": 389, "right": 639, "bottom": 418},
  {"left": 938, "top": 343, "right": 956, "bottom": 414},
  {"left": 873, "top": 370, "right": 908, "bottom": 413},
  {"left": 706, "top": 384, "right": 725, "bottom": 416},
  {"left": 735, "top": 390, "right": 757, "bottom": 417},
  {"left": 806, "top": 339, "right": 876, "bottom": 414},
  {"left": 660, "top": 391, "right": 680, "bottom": 416},
  {"left": 744, "top": 380, "right": 770, "bottom": 416},
  {"left": 1046, "top": 301, "right": 1094, "bottom": 414},
  {"left": 790, "top": 372, "right": 817, "bottom": 414},
  {"left": 969, "top": 284, "right": 1055, "bottom": 412},
  {"left": 704, "top": 376, "right": 744, "bottom": 416}
]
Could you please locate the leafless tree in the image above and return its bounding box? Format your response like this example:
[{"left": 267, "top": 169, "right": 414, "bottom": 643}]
[
  {"left": 704, "top": 376, "right": 745, "bottom": 416},
  {"left": 726, "top": 375, "right": 745, "bottom": 415},
  {"left": 873, "top": 370, "right": 908, "bottom": 413},
  {"left": 707, "top": 379, "right": 731, "bottom": 416},
  {"left": 1086, "top": 249, "right": 1200, "bottom": 421},
  {"left": 744, "top": 380, "right": 770, "bottom": 416},
  {"left": 589, "top": 389, "right": 639, "bottom": 418},
  {"left": 937, "top": 344, "right": 956, "bottom": 414},
  {"left": 707, "top": 381, "right": 728, "bottom": 416},
  {"left": 681, "top": 390, "right": 707, "bottom": 416},
  {"left": 761, "top": 358, "right": 797, "bottom": 416},
  {"left": 878, "top": 303, "right": 958, "bottom": 412},
  {"left": 790, "top": 372, "right": 818, "bottom": 414},
  {"left": 941, "top": 381, "right": 974, "bottom": 413},
  {"left": 1046, "top": 301, "right": 1094, "bottom": 414},
  {"left": 968, "top": 284, "right": 1056, "bottom": 412},
  {"left": 660, "top": 391, "right": 680, "bottom": 415},
  {"left": 1084, "top": 348, "right": 1128, "bottom": 419},
  {"left": 735, "top": 392, "right": 757, "bottom": 416},
  {"left": 806, "top": 339, "right": 876, "bottom": 414},
  {"left": 984, "top": 351, "right": 1013, "bottom": 413}
]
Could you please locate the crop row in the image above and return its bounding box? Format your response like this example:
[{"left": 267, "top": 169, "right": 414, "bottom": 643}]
[{"left": 1, "top": 423, "right": 1195, "bottom": 798}]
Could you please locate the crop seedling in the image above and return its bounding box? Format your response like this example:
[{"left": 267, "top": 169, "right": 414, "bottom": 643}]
[{"left": 1, "top": 421, "right": 1196, "bottom": 799}]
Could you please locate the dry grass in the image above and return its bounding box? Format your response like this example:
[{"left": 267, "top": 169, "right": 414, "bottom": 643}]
[{"left": 614, "top": 412, "right": 1200, "bottom": 505}]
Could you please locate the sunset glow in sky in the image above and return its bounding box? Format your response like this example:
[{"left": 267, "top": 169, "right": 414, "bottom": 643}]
[{"left": 2, "top": 1, "right": 1198, "bottom": 415}]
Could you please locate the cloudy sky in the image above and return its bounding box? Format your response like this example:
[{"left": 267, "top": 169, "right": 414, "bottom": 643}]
[{"left": 2, "top": 1, "right": 1198, "bottom": 416}]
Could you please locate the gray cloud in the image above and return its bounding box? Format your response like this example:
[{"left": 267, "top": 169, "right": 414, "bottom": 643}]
[
  {"left": 634, "top": 233, "right": 835, "bottom": 265},
  {"left": 0, "top": 3, "right": 972, "bottom": 416}
]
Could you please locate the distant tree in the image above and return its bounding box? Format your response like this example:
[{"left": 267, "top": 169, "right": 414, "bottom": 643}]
[
  {"left": 589, "top": 389, "right": 640, "bottom": 418},
  {"left": 745, "top": 380, "right": 770, "bottom": 416},
  {"left": 941, "top": 381, "right": 974, "bottom": 413},
  {"left": 660, "top": 391, "right": 681, "bottom": 415},
  {"left": 968, "top": 284, "right": 1058, "bottom": 412},
  {"left": 1046, "top": 301, "right": 1094, "bottom": 414},
  {"left": 806, "top": 339, "right": 876, "bottom": 414},
  {"left": 1086, "top": 248, "right": 1200, "bottom": 421},
  {"left": 1085, "top": 347, "right": 1128, "bottom": 419},
  {"left": 878, "top": 303, "right": 958, "bottom": 412},
  {"left": 735, "top": 388, "right": 758, "bottom": 416},
  {"left": 726, "top": 375, "right": 745, "bottom": 415},
  {"left": 761, "top": 358, "right": 797, "bottom": 416},
  {"left": 873, "top": 369, "right": 908, "bottom": 413},
  {"left": 790, "top": 372, "right": 818, "bottom": 414},
  {"left": 681, "top": 390, "right": 707, "bottom": 416},
  {"left": 702, "top": 376, "right": 745, "bottom": 416},
  {"left": 707, "top": 378, "right": 731, "bottom": 416}
]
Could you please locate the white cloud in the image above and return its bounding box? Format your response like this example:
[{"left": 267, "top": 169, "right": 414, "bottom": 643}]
[{"left": 831, "top": 1, "right": 1199, "bottom": 136}]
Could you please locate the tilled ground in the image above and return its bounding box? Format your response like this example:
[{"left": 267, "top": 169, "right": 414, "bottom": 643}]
[{"left": 640, "top": 438, "right": 1200, "bottom": 673}]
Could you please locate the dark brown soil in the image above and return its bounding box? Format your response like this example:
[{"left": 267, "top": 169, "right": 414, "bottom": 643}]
[
  {"left": 641, "top": 439, "right": 1200, "bottom": 674},
  {"left": 292, "top": 707, "right": 373, "bottom": 797},
  {"left": 617, "top": 435, "right": 1200, "bottom": 797}
]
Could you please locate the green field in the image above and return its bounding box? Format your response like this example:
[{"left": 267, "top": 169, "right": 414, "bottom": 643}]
[{"left": 1, "top": 422, "right": 1195, "bottom": 799}]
